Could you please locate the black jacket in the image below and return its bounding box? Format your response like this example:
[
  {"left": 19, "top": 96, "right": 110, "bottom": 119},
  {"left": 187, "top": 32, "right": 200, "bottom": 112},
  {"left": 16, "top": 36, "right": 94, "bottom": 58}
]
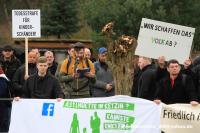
[
  {"left": 131, "top": 66, "right": 142, "bottom": 97},
  {"left": 0, "top": 77, "right": 9, "bottom": 98},
  {"left": 23, "top": 73, "right": 64, "bottom": 99},
  {"left": 155, "top": 73, "right": 198, "bottom": 104},
  {"left": 12, "top": 63, "right": 37, "bottom": 97},
  {"left": 134, "top": 64, "right": 157, "bottom": 100},
  {"left": 191, "top": 64, "right": 200, "bottom": 100},
  {"left": 48, "top": 62, "right": 58, "bottom": 75},
  {"left": 0, "top": 76, "right": 11, "bottom": 107},
  {"left": 0, "top": 56, "right": 21, "bottom": 80}
]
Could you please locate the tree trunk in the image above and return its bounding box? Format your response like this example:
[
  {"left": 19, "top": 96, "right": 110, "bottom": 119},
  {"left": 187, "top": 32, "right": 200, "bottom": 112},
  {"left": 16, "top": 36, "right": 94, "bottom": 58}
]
[
  {"left": 106, "top": 37, "right": 137, "bottom": 96},
  {"left": 102, "top": 22, "right": 137, "bottom": 96}
]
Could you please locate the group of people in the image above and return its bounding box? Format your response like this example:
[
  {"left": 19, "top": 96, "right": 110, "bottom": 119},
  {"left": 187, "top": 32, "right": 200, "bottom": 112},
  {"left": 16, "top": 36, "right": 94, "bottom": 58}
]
[
  {"left": 132, "top": 56, "right": 200, "bottom": 106},
  {"left": 1, "top": 41, "right": 200, "bottom": 132},
  {"left": 0, "top": 42, "right": 114, "bottom": 132}
]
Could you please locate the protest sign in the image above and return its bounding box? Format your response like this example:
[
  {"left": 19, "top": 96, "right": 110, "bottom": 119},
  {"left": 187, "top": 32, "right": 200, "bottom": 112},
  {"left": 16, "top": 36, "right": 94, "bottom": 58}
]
[
  {"left": 135, "top": 18, "right": 195, "bottom": 63},
  {"left": 12, "top": 9, "right": 40, "bottom": 38},
  {"left": 161, "top": 104, "right": 200, "bottom": 133},
  {"left": 12, "top": 9, "right": 41, "bottom": 75}
]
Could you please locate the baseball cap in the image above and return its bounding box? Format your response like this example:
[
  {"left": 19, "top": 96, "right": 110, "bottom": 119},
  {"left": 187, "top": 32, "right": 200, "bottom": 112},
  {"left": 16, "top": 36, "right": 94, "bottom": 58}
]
[
  {"left": 98, "top": 47, "right": 107, "bottom": 54},
  {"left": 73, "top": 42, "right": 85, "bottom": 49},
  {"left": 3, "top": 45, "right": 13, "bottom": 51}
]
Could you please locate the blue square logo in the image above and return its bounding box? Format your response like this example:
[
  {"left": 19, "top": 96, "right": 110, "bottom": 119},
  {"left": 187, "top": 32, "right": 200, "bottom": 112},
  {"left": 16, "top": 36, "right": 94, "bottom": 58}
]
[{"left": 42, "top": 103, "right": 55, "bottom": 116}]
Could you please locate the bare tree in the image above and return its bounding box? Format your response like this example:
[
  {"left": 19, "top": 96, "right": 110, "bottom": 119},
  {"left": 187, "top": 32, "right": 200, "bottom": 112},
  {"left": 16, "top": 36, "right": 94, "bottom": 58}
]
[{"left": 102, "top": 22, "right": 138, "bottom": 95}]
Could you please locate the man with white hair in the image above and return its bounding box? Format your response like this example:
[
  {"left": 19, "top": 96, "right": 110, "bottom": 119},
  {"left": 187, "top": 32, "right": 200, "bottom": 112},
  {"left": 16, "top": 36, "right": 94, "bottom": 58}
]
[{"left": 44, "top": 51, "right": 58, "bottom": 75}]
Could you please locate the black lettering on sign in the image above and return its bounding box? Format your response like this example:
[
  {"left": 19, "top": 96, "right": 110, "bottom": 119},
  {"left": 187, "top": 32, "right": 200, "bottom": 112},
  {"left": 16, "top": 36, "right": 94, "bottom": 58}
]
[
  {"left": 181, "top": 31, "right": 192, "bottom": 37},
  {"left": 14, "top": 11, "right": 38, "bottom": 16},
  {"left": 19, "top": 25, "right": 34, "bottom": 29},
  {"left": 17, "top": 31, "right": 36, "bottom": 36},
  {"left": 22, "top": 17, "right": 30, "bottom": 22},
  {"left": 143, "top": 23, "right": 154, "bottom": 30}
]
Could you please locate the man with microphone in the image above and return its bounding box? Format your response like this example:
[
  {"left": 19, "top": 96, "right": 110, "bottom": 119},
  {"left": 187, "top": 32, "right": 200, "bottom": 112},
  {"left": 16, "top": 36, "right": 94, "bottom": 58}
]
[{"left": 60, "top": 42, "right": 95, "bottom": 98}]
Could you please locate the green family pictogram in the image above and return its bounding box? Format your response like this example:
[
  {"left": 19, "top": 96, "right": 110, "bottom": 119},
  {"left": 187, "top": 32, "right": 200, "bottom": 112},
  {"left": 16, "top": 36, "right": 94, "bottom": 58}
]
[
  {"left": 69, "top": 112, "right": 101, "bottom": 133},
  {"left": 90, "top": 112, "right": 101, "bottom": 133},
  {"left": 69, "top": 113, "right": 80, "bottom": 133}
]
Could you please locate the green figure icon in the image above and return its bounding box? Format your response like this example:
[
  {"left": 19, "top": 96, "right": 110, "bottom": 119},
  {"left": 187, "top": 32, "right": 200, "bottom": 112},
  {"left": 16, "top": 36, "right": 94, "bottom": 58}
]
[
  {"left": 90, "top": 112, "right": 101, "bottom": 133},
  {"left": 69, "top": 113, "right": 80, "bottom": 133},
  {"left": 83, "top": 128, "right": 87, "bottom": 133}
]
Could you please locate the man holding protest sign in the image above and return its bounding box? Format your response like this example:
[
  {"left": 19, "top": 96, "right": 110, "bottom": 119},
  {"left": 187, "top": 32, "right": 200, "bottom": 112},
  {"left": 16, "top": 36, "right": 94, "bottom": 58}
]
[{"left": 12, "top": 51, "right": 38, "bottom": 97}]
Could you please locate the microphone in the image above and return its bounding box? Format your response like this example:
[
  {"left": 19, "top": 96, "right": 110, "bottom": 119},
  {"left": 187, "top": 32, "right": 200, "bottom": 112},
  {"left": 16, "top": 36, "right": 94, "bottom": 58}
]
[
  {"left": 76, "top": 57, "right": 80, "bottom": 64},
  {"left": 74, "top": 57, "right": 80, "bottom": 76}
]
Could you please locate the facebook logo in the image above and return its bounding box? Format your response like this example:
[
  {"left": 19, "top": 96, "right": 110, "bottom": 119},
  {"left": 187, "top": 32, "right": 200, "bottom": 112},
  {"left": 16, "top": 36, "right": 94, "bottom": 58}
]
[{"left": 42, "top": 103, "right": 55, "bottom": 116}]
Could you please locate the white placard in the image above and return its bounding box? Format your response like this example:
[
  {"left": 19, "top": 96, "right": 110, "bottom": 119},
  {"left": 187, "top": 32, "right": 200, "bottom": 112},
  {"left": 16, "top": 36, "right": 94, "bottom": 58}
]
[
  {"left": 135, "top": 18, "right": 195, "bottom": 64},
  {"left": 161, "top": 104, "right": 200, "bottom": 133},
  {"left": 12, "top": 9, "right": 41, "bottom": 38}
]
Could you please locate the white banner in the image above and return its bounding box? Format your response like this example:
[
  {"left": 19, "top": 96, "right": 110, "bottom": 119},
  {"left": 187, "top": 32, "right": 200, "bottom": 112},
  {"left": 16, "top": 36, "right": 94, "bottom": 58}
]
[
  {"left": 12, "top": 9, "right": 41, "bottom": 38},
  {"left": 161, "top": 104, "right": 200, "bottom": 133},
  {"left": 9, "top": 96, "right": 161, "bottom": 133},
  {"left": 135, "top": 18, "right": 195, "bottom": 64}
]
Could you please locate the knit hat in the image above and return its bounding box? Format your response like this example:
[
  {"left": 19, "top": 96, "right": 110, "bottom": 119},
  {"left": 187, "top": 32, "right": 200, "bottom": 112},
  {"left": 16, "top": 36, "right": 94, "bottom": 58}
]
[
  {"left": 3, "top": 45, "right": 13, "bottom": 51},
  {"left": 73, "top": 42, "right": 85, "bottom": 49}
]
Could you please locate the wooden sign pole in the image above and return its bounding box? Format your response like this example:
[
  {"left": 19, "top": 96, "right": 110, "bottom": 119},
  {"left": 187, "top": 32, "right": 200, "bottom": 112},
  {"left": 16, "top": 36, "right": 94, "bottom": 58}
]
[{"left": 25, "top": 37, "right": 29, "bottom": 76}]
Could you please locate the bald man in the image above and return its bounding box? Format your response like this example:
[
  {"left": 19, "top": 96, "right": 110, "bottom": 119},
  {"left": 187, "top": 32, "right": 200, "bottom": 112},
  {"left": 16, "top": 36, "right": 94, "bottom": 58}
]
[
  {"left": 31, "top": 48, "right": 40, "bottom": 58},
  {"left": 84, "top": 48, "right": 96, "bottom": 62},
  {"left": 84, "top": 48, "right": 91, "bottom": 59},
  {"left": 12, "top": 51, "right": 38, "bottom": 97}
]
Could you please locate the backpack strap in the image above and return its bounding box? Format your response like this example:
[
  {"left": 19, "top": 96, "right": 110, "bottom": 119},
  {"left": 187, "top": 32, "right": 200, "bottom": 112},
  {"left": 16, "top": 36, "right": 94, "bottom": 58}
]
[
  {"left": 66, "top": 56, "right": 72, "bottom": 74},
  {"left": 85, "top": 58, "right": 92, "bottom": 70}
]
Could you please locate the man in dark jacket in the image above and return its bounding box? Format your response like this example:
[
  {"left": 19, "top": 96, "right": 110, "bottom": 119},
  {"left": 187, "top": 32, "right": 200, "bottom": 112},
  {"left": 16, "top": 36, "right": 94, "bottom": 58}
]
[
  {"left": 12, "top": 51, "right": 37, "bottom": 97},
  {"left": 0, "top": 45, "right": 21, "bottom": 81},
  {"left": 23, "top": 56, "right": 64, "bottom": 99},
  {"left": 132, "top": 56, "right": 157, "bottom": 101},
  {"left": 154, "top": 59, "right": 198, "bottom": 105},
  {"left": 190, "top": 63, "right": 200, "bottom": 101},
  {"left": 90, "top": 47, "right": 114, "bottom": 97}
]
